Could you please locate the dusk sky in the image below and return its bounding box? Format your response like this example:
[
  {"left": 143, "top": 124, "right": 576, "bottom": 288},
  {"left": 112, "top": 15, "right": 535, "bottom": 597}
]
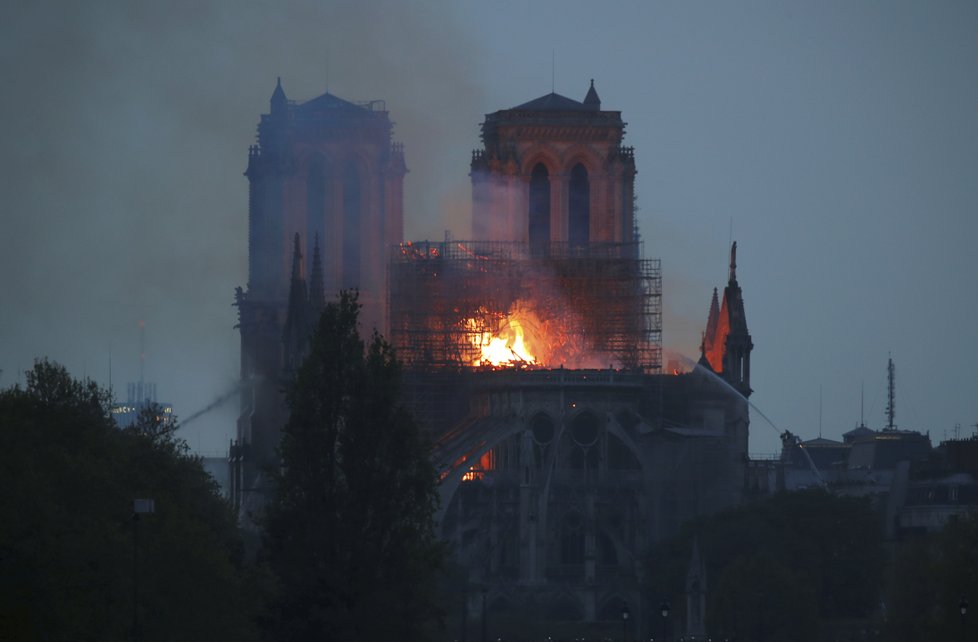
[{"left": 2, "top": 0, "right": 976, "bottom": 455}]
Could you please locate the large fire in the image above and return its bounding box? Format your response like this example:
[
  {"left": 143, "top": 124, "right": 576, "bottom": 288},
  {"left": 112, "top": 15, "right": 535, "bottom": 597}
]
[
  {"left": 463, "top": 302, "right": 610, "bottom": 369},
  {"left": 465, "top": 305, "right": 540, "bottom": 367}
]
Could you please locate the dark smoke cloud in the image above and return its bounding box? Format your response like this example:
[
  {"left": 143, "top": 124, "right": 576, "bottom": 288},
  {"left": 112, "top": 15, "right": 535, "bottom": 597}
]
[{"left": 0, "top": 0, "right": 486, "bottom": 451}]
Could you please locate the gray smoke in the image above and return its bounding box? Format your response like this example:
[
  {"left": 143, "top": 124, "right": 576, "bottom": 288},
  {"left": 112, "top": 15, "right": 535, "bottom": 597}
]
[{"left": 0, "top": 0, "right": 487, "bottom": 452}]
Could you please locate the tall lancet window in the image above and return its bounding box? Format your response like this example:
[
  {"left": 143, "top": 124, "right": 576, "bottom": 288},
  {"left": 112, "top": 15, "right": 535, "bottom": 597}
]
[
  {"left": 342, "top": 163, "right": 361, "bottom": 289},
  {"left": 568, "top": 163, "right": 590, "bottom": 248},
  {"left": 528, "top": 163, "right": 550, "bottom": 254},
  {"left": 306, "top": 156, "right": 326, "bottom": 263}
]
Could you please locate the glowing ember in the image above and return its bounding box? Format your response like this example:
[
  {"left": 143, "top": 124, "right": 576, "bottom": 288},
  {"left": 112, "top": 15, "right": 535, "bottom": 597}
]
[{"left": 461, "top": 450, "right": 495, "bottom": 481}]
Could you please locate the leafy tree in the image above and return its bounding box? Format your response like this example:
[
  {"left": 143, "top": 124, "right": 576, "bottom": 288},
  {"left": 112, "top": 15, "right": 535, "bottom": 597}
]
[
  {"left": 0, "top": 359, "right": 260, "bottom": 641},
  {"left": 261, "top": 291, "right": 446, "bottom": 642},
  {"left": 645, "top": 490, "right": 884, "bottom": 638},
  {"left": 883, "top": 512, "right": 978, "bottom": 641},
  {"left": 713, "top": 553, "right": 819, "bottom": 642}
]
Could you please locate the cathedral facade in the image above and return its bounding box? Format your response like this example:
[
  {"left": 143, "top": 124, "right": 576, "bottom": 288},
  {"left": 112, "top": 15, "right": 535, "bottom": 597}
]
[{"left": 236, "top": 79, "right": 753, "bottom": 639}]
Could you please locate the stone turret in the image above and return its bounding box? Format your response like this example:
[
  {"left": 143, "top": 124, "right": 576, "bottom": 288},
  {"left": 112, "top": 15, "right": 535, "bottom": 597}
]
[{"left": 583, "top": 78, "right": 601, "bottom": 110}]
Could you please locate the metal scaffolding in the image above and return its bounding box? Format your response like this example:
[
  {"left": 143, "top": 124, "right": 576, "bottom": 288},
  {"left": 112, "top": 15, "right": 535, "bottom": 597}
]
[{"left": 388, "top": 240, "right": 662, "bottom": 374}]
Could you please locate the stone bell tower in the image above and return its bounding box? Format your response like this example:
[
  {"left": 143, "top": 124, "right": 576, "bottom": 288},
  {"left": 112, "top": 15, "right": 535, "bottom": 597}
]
[
  {"left": 232, "top": 78, "right": 405, "bottom": 512},
  {"left": 470, "top": 80, "right": 636, "bottom": 251}
]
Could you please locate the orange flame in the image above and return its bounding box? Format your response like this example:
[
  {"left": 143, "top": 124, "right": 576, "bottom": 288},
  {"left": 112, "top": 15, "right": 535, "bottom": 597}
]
[
  {"left": 465, "top": 308, "right": 538, "bottom": 367},
  {"left": 462, "top": 301, "right": 612, "bottom": 370}
]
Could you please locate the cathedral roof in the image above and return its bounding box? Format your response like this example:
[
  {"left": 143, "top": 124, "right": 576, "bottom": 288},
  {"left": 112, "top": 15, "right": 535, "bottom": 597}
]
[
  {"left": 512, "top": 92, "right": 590, "bottom": 112},
  {"left": 295, "top": 91, "right": 368, "bottom": 115},
  {"left": 513, "top": 81, "right": 605, "bottom": 112}
]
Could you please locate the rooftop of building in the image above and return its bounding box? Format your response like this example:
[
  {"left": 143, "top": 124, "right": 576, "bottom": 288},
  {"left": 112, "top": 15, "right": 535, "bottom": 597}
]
[{"left": 510, "top": 79, "right": 603, "bottom": 112}]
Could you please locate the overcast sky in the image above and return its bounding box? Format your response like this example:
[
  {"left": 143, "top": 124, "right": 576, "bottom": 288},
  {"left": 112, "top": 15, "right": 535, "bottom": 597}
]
[{"left": 2, "top": 0, "right": 976, "bottom": 455}]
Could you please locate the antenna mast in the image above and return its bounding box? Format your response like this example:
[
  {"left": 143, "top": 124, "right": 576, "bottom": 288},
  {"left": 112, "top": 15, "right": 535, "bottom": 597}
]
[
  {"left": 139, "top": 319, "right": 146, "bottom": 402},
  {"left": 885, "top": 354, "right": 896, "bottom": 430},
  {"left": 551, "top": 49, "right": 556, "bottom": 93}
]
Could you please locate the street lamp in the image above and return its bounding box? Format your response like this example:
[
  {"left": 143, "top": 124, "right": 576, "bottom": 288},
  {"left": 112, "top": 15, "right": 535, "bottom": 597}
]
[
  {"left": 132, "top": 498, "right": 155, "bottom": 642},
  {"left": 660, "top": 600, "right": 670, "bottom": 642},
  {"left": 621, "top": 603, "right": 630, "bottom": 642},
  {"left": 460, "top": 582, "right": 469, "bottom": 642},
  {"left": 481, "top": 586, "right": 488, "bottom": 642},
  {"left": 960, "top": 597, "right": 968, "bottom": 642}
]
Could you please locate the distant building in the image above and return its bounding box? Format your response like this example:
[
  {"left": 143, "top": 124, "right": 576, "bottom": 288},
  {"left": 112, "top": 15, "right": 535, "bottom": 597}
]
[
  {"left": 110, "top": 381, "right": 174, "bottom": 429},
  {"left": 847, "top": 429, "right": 932, "bottom": 474},
  {"left": 778, "top": 433, "right": 850, "bottom": 489},
  {"left": 776, "top": 424, "right": 978, "bottom": 539},
  {"left": 895, "top": 436, "right": 978, "bottom": 536},
  {"left": 898, "top": 472, "right": 978, "bottom": 534}
]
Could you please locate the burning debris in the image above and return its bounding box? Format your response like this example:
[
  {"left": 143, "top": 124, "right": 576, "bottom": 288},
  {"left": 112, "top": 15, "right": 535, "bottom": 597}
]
[{"left": 464, "top": 304, "right": 538, "bottom": 367}]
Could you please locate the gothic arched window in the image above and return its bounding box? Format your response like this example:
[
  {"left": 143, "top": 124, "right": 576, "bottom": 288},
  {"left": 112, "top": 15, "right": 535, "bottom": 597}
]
[
  {"left": 560, "top": 511, "right": 585, "bottom": 565},
  {"left": 342, "top": 163, "right": 361, "bottom": 289},
  {"left": 528, "top": 163, "right": 550, "bottom": 254},
  {"left": 568, "top": 163, "right": 590, "bottom": 248}
]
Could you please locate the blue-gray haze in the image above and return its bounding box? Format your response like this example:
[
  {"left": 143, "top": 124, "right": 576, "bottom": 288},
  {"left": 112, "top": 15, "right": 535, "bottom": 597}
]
[{"left": 1, "top": 0, "right": 975, "bottom": 455}]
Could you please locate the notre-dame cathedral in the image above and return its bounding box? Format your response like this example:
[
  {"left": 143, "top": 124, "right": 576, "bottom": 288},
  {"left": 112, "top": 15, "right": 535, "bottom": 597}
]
[{"left": 233, "top": 78, "right": 752, "bottom": 638}]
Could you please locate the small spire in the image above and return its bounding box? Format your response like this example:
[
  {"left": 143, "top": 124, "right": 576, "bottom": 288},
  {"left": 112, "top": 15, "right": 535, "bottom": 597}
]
[
  {"left": 290, "top": 233, "right": 303, "bottom": 280},
  {"left": 699, "top": 288, "right": 721, "bottom": 369},
  {"left": 583, "top": 78, "right": 601, "bottom": 110},
  {"left": 728, "top": 241, "right": 738, "bottom": 284},
  {"left": 283, "top": 232, "right": 309, "bottom": 371},
  {"left": 271, "top": 76, "right": 287, "bottom": 113},
  {"left": 706, "top": 288, "right": 720, "bottom": 339}
]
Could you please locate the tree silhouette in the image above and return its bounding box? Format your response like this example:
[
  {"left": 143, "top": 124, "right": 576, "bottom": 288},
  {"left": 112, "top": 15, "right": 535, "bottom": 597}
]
[
  {"left": 0, "top": 359, "right": 258, "bottom": 641},
  {"left": 261, "top": 291, "right": 445, "bottom": 641}
]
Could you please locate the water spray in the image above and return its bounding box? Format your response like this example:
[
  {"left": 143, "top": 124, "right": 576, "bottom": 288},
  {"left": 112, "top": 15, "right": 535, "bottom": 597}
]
[
  {"left": 664, "top": 349, "right": 783, "bottom": 437},
  {"left": 180, "top": 383, "right": 244, "bottom": 427}
]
